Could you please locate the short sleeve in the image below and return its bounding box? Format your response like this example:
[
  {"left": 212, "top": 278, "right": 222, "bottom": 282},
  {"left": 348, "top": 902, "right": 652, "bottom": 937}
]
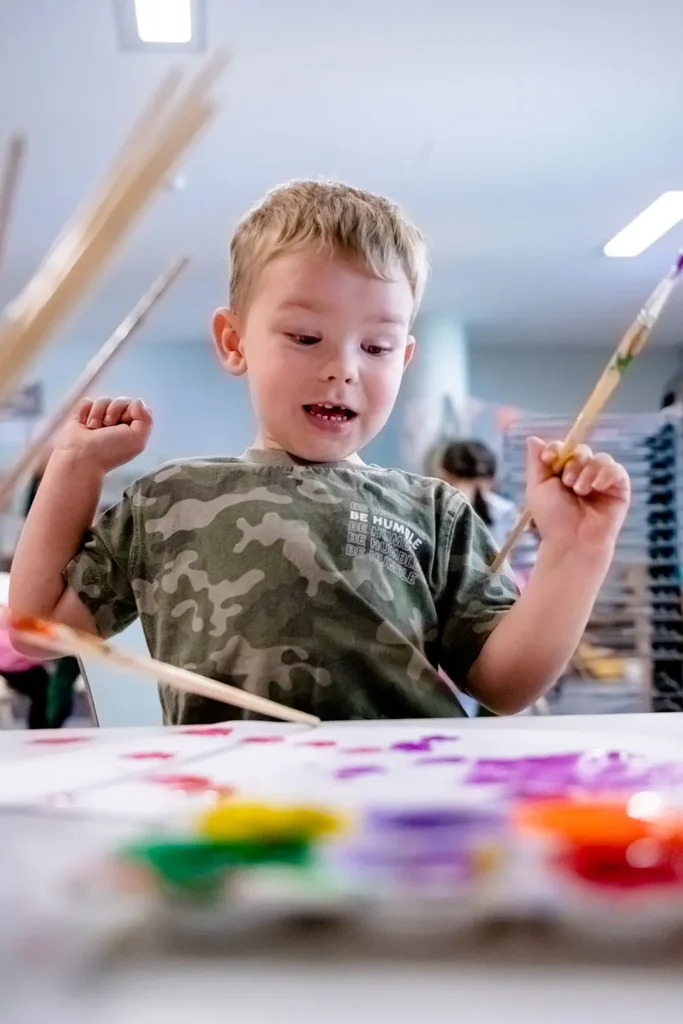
[
  {"left": 437, "top": 497, "right": 519, "bottom": 688},
  {"left": 64, "top": 490, "right": 139, "bottom": 639}
]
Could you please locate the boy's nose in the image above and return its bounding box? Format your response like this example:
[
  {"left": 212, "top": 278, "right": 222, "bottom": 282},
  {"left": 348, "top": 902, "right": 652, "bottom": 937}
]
[{"left": 321, "top": 354, "right": 358, "bottom": 384}]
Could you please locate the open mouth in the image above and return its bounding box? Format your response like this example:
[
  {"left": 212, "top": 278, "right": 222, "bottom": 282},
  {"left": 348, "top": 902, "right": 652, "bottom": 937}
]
[{"left": 303, "top": 403, "right": 357, "bottom": 423}]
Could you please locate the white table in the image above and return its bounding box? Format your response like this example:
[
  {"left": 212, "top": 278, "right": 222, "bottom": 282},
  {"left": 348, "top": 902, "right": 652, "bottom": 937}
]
[{"left": 3, "top": 714, "right": 683, "bottom": 1024}]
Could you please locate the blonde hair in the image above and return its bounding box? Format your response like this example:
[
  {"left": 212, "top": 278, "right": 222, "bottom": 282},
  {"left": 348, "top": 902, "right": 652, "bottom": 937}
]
[{"left": 230, "top": 179, "right": 428, "bottom": 317}]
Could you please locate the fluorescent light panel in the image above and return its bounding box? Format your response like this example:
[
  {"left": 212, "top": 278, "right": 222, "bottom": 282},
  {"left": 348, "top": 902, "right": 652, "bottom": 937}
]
[
  {"left": 604, "top": 191, "right": 683, "bottom": 258},
  {"left": 134, "top": 0, "right": 192, "bottom": 43}
]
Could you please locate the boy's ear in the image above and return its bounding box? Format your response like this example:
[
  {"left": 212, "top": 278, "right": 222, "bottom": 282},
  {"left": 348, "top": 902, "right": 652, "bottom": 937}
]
[
  {"left": 212, "top": 307, "right": 247, "bottom": 376},
  {"left": 403, "top": 334, "right": 416, "bottom": 371}
]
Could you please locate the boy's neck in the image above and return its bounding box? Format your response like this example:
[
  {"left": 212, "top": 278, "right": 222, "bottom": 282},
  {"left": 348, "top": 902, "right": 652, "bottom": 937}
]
[
  {"left": 252, "top": 430, "right": 362, "bottom": 466},
  {"left": 251, "top": 434, "right": 364, "bottom": 466}
]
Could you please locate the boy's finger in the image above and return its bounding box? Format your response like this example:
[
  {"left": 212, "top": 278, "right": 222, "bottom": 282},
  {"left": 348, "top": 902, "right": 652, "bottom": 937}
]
[
  {"left": 130, "top": 398, "right": 153, "bottom": 424},
  {"left": 561, "top": 444, "right": 593, "bottom": 486},
  {"left": 86, "top": 397, "right": 112, "bottom": 429},
  {"left": 571, "top": 464, "right": 600, "bottom": 497},
  {"left": 592, "top": 461, "right": 622, "bottom": 494},
  {"left": 76, "top": 399, "right": 93, "bottom": 424},
  {"left": 103, "top": 397, "right": 132, "bottom": 427},
  {"left": 540, "top": 441, "right": 563, "bottom": 466}
]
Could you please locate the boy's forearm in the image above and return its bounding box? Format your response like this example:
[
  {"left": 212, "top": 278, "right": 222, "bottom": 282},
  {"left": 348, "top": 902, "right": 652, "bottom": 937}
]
[
  {"left": 467, "top": 540, "right": 613, "bottom": 713},
  {"left": 10, "top": 450, "right": 104, "bottom": 617}
]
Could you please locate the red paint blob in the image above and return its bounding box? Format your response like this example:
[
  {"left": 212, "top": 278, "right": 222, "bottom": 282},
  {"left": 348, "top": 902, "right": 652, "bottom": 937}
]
[
  {"left": 149, "top": 773, "right": 233, "bottom": 796},
  {"left": 297, "top": 740, "right": 337, "bottom": 748}
]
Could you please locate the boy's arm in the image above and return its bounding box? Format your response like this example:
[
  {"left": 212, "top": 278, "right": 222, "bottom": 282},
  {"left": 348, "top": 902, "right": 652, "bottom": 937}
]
[
  {"left": 10, "top": 450, "right": 104, "bottom": 629},
  {"left": 9, "top": 397, "right": 153, "bottom": 654},
  {"left": 466, "top": 437, "right": 630, "bottom": 714},
  {"left": 466, "top": 541, "right": 610, "bottom": 713}
]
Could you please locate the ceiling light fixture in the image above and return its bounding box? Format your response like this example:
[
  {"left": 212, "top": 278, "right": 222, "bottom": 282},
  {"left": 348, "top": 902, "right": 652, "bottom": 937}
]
[
  {"left": 115, "top": 0, "right": 205, "bottom": 52},
  {"left": 604, "top": 192, "right": 683, "bottom": 258},
  {"left": 134, "top": 0, "right": 192, "bottom": 43}
]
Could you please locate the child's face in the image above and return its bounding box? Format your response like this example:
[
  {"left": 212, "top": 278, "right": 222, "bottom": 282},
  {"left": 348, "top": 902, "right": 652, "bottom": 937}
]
[{"left": 213, "top": 248, "right": 415, "bottom": 461}]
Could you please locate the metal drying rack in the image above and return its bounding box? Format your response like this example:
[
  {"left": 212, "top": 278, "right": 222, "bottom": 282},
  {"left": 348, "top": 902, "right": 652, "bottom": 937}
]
[{"left": 502, "top": 408, "right": 683, "bottom": 713}]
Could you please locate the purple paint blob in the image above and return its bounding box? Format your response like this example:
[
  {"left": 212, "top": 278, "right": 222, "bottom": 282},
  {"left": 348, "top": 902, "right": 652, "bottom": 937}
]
[
  {"left": 392, "top": 741, "right": 433, "bottom": 753},
  {"left": 368, "top": 808, "right": 488, "bottom": 829},
  {"left": 336, "top": 765, "right": 386, "bottom": 780},
  {"left": 462, "top": 749, "right": 683, "bottom": 800},
  {"left": 675, "top": 251, "right": 683, "bottom": 275}
]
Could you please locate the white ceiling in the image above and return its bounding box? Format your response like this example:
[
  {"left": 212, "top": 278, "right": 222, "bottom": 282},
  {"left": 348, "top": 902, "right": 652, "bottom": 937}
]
[{"left": 2, "top": 0, "right": 683, "bottom": 349}]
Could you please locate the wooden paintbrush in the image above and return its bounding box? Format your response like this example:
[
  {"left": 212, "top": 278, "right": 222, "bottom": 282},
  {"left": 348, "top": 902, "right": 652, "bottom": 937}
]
[
  {"left": 0, "top": 54, "right": 228, "bottom": 408},
  {"left": 0, "top": 256, "right": 188, "bottom": 510},
  {"left": 8, "top": 611, "right": 320, "bottom": 728},
  {"left": 492, "top": 252, "right": 683, "bottom": 572}
]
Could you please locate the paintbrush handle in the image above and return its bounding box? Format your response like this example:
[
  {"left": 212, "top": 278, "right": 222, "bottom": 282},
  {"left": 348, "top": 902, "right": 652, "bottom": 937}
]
[
  {"left": 0, "top": 257, "right": 188, "bottom": 511},
  {"left": 12, "top": 616, "right": 319, "bottom": 728},
  {"left": 492, "top": 256, "right": 683, "bottom": 572}
]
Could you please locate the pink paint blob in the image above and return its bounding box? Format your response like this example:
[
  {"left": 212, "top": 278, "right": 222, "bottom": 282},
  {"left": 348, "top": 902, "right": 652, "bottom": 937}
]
[{"left": 149, "top": 773, "right": 233, "bottom": 795}]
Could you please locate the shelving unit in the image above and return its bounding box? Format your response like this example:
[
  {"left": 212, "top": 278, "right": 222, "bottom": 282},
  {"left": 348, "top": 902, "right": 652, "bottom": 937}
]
[{"left": 502, "top": 409, "right": 683, "bottom": 713}]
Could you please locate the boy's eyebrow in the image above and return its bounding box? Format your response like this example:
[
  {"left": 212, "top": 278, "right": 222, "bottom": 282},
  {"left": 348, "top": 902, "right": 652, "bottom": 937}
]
[{"left": 278, "top": 300, "right": 407, "bottom": 326}]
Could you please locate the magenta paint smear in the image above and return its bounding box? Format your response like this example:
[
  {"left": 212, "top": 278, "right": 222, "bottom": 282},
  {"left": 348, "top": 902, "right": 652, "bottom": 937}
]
[
  {"left": 392, "top": 741, "right": 433, "bottom": 753},
  {"left": 336, "top": 765, "right": 387, "bottom": 780},
  {"left": 297, "top": 740, "right": 337, "bottom": 748},
  {"left": 121, "top": 751, "right": 175, "bottom": 761},
  {"left": 178, "top": 727, "right": 233, "bottom": 737}
]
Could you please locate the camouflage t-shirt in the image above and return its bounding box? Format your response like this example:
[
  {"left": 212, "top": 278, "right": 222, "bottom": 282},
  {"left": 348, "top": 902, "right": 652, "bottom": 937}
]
[{"left": 66, "top": 449, "right": 519, "bottom": 724}]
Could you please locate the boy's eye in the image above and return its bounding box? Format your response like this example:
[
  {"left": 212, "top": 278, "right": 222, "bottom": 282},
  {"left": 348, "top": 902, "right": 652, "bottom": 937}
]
[
  {"left": 287, "top": 333, "right": 320, "bottom": 346},
  {"left": 364, "top": 343, "right": 391, "bottom": 356}
]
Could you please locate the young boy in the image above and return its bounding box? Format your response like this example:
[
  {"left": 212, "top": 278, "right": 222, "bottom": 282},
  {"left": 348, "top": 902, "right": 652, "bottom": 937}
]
[{"left": 10, "top": 180, "right": 630, "bottom": 725}]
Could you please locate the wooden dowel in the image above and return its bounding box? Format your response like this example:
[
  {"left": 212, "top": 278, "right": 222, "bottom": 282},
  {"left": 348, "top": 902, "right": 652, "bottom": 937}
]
[{"left": 0, "top": 257, "right": 188, "bottom": 510}]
